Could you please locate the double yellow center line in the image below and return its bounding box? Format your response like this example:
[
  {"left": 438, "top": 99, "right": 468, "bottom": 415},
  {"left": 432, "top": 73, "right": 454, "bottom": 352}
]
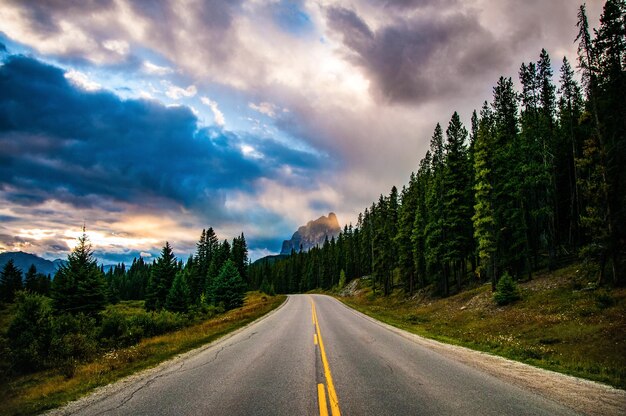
[{"left": 311, "top": 298, "right": 341, "bottom": 416}]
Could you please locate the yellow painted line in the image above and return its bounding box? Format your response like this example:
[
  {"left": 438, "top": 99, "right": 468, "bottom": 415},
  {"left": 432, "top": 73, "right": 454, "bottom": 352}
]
[
  {"left": 311, "top": 299, "right": 341, "bottom": 416},
  {"left": 317, "top": 383, "right": 329, "bottom": 416},
  {"left": 314, "top": 333, "right": 318, "bottom": 345}
]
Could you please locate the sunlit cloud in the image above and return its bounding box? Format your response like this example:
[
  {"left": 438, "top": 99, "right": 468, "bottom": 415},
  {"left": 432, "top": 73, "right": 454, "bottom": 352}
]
[
  {"left": 249, "top": 101, "right": 279, "bottom": 118},
  {"left": 164, "top": 82, "right": 198, "bottom": 99},
  {"left": 201, "top": 96, "right": 226, "bottom": 126},
  {"left": 102, "top": 39, "right": 129, "bottom": 56},
  {"left": 142, "top": 61, "right": 174, "bottom": 75},
  {"left": 64, "top": 69, "right": 102, "bottom": 91}
]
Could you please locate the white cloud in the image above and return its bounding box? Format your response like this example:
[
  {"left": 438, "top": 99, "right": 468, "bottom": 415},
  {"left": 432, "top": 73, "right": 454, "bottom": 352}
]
[
  {"left": 142, "top": 61, "right": 174, "bottom": 75},
  {"left": 248, "top": 101, "right": 279, "bottom": 118},
  {"left": 139, "top": 251, "right": 152, "bottom": 257},
  {"left": 240, "top": 144, "right": 263, "bottom": 159},
  {"left": 201, "top": 96, "right": 226, "bottom": 126},
  {"left": 165, "top": 83, "right": 197, "bottom": 99},
  {"left": 102, "top": 39, "right": 129, "bottom": 55},
  {"left": 64, "top": 70, "right": 101, "bottom": 91}
]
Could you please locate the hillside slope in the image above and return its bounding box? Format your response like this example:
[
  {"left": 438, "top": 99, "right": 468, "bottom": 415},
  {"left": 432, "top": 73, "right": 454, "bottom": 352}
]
[{"left": 338, "top": 264, "right": 626, "bottom": 389}]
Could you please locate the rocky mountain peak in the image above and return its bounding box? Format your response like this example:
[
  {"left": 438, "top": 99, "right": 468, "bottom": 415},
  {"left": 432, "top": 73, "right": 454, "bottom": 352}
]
[{"left": 280, "top": 212, "right": 341, "bottom": 255}]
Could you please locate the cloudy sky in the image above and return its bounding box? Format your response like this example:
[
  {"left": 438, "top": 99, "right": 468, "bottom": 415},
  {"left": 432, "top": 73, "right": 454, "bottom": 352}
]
[{"left": 0, "top": 0, "right": 604, "bottom": 264}]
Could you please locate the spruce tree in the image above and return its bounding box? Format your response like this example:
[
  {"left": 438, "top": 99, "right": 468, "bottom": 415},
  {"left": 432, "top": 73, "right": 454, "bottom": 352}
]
[
  {"left": 424, "top": 124, "right": 447, "bottom": 294},
  {"left": 412, "top": 153, "right": 431, "bottom": 288},
  {"left": 472, "top": 102, "right": 497, "bottom": 288},
  {"left": 211, "top": 259, "right": 246, "bottom": 310},
  {"left": 396, "top": 175, "right": 418, "bottom": 294},
  {"left": 557, "top": 57, "right": 584, "bottom": 247},
  {"left": 0, "top": 259, "right": 23, "bottom": 303},
  {"left": 52, "top": 231, "right": 107, "bottom": 315},
  {"left": 165, "top": 270, "right": 191, "bottom": 313},
  {"left": 442, "top": 112, "right": 473, "bottom": 291},
  {"left": 492, "top": 77, "right": 529, "bottom": 280},
  {"left": 231, "top": 233, "right": 249, "bottom": 285},
  {"left": 145, "top": 242, "right": 177, "bottom": 311}
]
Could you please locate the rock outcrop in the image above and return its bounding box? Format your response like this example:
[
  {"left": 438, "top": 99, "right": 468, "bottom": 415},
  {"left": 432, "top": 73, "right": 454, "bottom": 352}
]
[{"left": 280, "top": 212, "right": 341, "bottom": 255}]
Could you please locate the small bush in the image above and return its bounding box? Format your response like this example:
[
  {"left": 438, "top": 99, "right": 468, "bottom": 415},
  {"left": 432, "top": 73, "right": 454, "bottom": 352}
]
[
  {"left": 494, "top": 273, "right": 521, "bottom": 305},
  {"left": 127, "top": 310, "right": 185, "bottom": 338},
  {"left": 99, "top": 311, "right": 145, "bottom": 348},
  {"left": 50, "top": 313, "right": 99, "bottom": 370}
]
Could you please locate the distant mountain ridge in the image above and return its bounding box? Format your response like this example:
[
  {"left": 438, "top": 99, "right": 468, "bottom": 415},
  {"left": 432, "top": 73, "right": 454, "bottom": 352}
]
[
  {"left": 280, "top": 212, "right": 341, "bottom": 255},
  {"left": 0, "top": 251, "right": 65, "bottom": 276}
]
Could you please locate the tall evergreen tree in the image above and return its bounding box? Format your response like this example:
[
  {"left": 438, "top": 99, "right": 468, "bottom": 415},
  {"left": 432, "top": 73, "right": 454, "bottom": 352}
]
[
  {"left": 0, "top": 259, "right": 23, "bottom": 303},
  {"left": 52, "top": 231, "right": 107, "bottom": 315},
  {"left": 442, "top": 112, "right": 473, "bottom": 291},
  {"left": 492, "top": 77, "right": 529, "bottom": 280},
  {"left": 166, "top": 270, "right": 192, "bottom": 312},
  {"left": 210, "top": 259, "right": 246, "bottom": 310},
  {"left": 424, "top": 123, "right": 448, "bottom": 294},
  {"left": 396, "top": 175, "right": 418, "bottom": 294},
  {"left": 231, "top": 233, "right": 249, "bottom": 285},
  {"left": 472, "top": 102, "right": 497, "bottom": 287},
  {"left": 145, "top": 242, "right": 178, "bottom": 311}
]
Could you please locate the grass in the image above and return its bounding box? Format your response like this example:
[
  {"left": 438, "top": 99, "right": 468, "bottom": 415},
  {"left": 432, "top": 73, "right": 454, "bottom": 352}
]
[
  {"left": 337, "top": 264, "right": 626, "bottom": 390},
  {"left": 0, "top": 292, "right": 285, "bottom": 416},
  {"left": 103, "top": 299, "right": 145, "bottom": 316}
]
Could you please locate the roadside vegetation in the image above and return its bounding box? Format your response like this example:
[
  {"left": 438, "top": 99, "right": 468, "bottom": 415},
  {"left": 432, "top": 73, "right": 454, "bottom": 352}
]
[
  {"left": 0, "top": 225, "right": 284, "bottom": 415},
  {"left": 0, "top": 292, "right": 285, "bottom": 416},
  {"left": 338, "top": 263, "right": 626, "bottom": 389}
]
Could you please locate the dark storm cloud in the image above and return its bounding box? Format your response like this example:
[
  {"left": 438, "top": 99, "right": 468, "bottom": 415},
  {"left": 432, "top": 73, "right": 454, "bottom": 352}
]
[
  {"left": 326, "top": 6, "right": 507, "bottom": 103},
  {"left": 0, "top": 54, "right": 319, "bottom": 214}
]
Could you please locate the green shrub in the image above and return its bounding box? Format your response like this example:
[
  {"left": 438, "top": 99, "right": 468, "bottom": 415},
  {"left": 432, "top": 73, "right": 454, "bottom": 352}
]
[
  {"left": 50, "top": 313, "right": 98, "bottom": 370},
  {"left": 7, "top": 292, "right": 54, "bottom": 371},
  {"left": 128, "top": 310, "right": 185, "bottom": 338},
  {"left": 99, "top": 311, "right": 145, "bottom": 348},
  {"left": 494, "top": 272, "right": 521, "bottom": 305}
]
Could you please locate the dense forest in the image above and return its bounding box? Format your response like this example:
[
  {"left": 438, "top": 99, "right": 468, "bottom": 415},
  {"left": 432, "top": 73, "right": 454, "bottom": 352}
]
[
  {"left": 249, "top": 1, "right": 625, "bottom": 296},
  {"left": 0, "top": 228, "right": 250, "bottom": 373}
]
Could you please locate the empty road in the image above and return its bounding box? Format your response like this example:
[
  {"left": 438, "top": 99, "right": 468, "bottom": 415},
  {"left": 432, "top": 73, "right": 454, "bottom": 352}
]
[{"left": 56, "top": 294, "right": 593, "bottom": 415}]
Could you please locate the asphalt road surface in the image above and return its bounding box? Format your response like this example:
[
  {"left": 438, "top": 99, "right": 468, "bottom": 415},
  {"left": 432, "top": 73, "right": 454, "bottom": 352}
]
[{"left": 60, "top": 294, "right": 582, "bottom": 415}]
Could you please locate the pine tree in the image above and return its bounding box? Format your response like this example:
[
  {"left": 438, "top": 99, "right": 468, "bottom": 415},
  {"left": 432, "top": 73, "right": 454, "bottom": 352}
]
[
  {"left": 412, "top": 152, "right": 431, "bottom": 289},
  {"left": 396, "top": 175, "right": 418, "bottom": 294},
  {"left": 557, "top": 57, "right": 585, "bottom": 248},
  {"left": 231, "top": 233, "right": 249, "bottom": 285},
  {"left": 492, "top": 77, "right": 529, "bottom": 280},
  {"left": 442, "top": 112, "right": 473, "bottom": 291},
  {"left": 52, "top": 231, "right": 107, "bottom": 315},
  {"left": 165, "top": 270, "right": 192, "bottom": 313},
  {"left": 594, "top": 0, "right": 625, "bottom": 285},
  {"left": 0, "top": 259, "right": 23, "bottom": 303},
  {"left": 22, "top": 265, "right": 51, "bottom": 295},
  {"left": 145, "top": 242, "right": 177, "bottom": 311},
  {"left": 424, "top": 123, "right": 448, "bottom": 294},
  {"left": 211, "top": 259, "right": 246, "bottom": 310},
  {"left": 537, "top": 49, "right": 558, "bottom": 269},
  {"left": 472, "top": 102, "right": 497, "bottom": 287}
]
